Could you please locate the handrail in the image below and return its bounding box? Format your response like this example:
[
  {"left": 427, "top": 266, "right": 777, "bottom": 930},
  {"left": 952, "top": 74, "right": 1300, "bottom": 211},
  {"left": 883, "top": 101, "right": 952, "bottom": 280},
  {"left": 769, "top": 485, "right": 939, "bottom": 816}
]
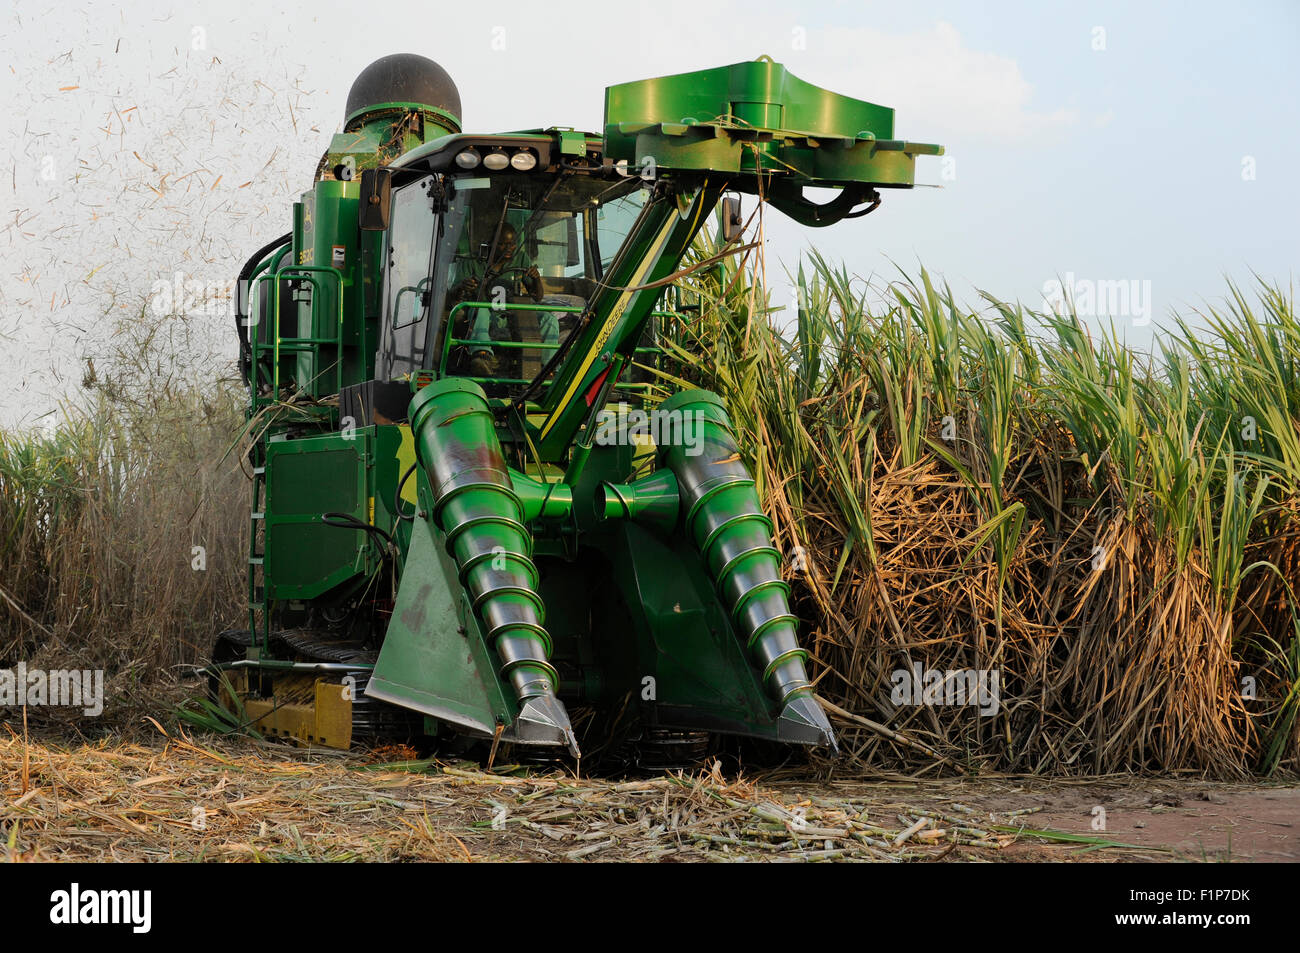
[
  {"left": 393, "top": 277, "right": 434, "bottom": 331},
  {"left": 267, "top": 265, "right": 346, "bottom": 398},
  {"left": 438, "top": 300, "right": 679, "bottom": 384},
  {"left": 247, "top": 245, "right": 294, "bottom": 409}
]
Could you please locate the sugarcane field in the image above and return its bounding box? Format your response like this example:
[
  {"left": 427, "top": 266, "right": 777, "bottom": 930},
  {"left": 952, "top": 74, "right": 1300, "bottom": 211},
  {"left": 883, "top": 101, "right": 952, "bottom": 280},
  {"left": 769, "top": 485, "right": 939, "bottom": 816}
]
[{"left": 0, "top": 0, "right": 1294, "bottom": 931}]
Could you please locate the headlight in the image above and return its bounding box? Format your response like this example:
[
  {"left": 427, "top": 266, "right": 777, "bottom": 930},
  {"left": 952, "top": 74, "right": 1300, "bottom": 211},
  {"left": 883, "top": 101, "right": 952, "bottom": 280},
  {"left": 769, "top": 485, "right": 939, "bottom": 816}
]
[
  {"left": 510, "top": 150, "right": 538, "bottom": 171},
  {"left": 454, "top": 149, "right": 480, "bottom": 169},
  {"left": 482, "top": 150, "right": 510, "bottom": 171}
]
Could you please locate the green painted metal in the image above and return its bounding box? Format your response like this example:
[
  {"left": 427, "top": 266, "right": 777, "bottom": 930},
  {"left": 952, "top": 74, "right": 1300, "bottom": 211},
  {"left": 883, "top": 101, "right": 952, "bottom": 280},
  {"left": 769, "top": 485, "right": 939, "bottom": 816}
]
[
  {"left": 599, "top": 469, "right": 680, "bottom": 535},
  {"left": 606, "top": 57, "right": 892, "bottom": 152},
  {"left": 329, "top": 99, "right": 461, "bottom": 175},
  {"left": 534, "top": 182, "right": 725, "bottom": 458},
  {"left": 408, "top": 377, "right": 578, "bottom": 753},
  {"left": 263, "top": 430, "right": 371, "bottom": 600},
  {"left": 509, "top": 470, "right": 573, "bottom": 521},
  {"left": 269, "top": 266, "right": 344, "bottom": 399},
  {"left": 532, "top": 59, "right": 940, "bottom": 456},
  {"left": 601, "top": 521, "right": 793, "bottom": 739},
  {"left": 367, "top": 494, "right": 514, "bottom": 736},
  {"left": 604, "top": 57, "right": 941, "bottom": 187},
  {"left": 436, "top": 302, "right": 680, "bottom": 392},
  {"left": 230, "top": 54, "right": 941, "bottom": 759},
  {"left": 655, "top": 390, "right": 835, "bottom": 748}
]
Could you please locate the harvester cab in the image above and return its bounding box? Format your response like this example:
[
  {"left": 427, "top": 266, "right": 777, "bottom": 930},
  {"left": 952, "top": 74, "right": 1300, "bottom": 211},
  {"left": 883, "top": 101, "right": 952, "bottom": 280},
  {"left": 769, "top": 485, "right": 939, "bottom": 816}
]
[{"left": 225, "top": 53, "right": 941, "bottom": 765}]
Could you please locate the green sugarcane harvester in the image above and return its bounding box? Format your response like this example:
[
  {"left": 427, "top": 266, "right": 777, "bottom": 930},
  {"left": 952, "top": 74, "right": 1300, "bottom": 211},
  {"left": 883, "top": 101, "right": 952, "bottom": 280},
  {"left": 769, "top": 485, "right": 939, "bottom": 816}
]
[{"left": 223, "top": 53, "right": 941, "bottom": 763}]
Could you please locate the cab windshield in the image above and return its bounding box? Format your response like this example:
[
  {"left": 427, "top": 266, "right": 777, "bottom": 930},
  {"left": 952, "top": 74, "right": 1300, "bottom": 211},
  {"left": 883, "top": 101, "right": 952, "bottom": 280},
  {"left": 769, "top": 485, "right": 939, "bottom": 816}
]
[
  {"left": 434, "top": 171, "right": 647, "bottom": 387},
  {"left": 372, "top": 168, "right": 648, "bottom": 385}
]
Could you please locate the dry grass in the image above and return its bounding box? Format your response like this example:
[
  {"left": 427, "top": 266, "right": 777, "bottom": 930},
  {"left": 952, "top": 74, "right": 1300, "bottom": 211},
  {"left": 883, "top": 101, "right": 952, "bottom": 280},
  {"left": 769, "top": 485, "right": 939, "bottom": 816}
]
[
  {"left": 2, "top": 727, "right": 1169, "bottom": 862},
  {"left": 0, "top": 313, "right": 247, "bottom": 727}
]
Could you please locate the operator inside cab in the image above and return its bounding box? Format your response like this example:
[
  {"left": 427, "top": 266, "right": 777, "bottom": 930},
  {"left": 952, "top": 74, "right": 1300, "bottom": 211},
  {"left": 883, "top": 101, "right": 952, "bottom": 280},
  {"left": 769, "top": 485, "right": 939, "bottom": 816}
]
[{"left": 446, "top": 222, "right": 546, "bottom": 378}]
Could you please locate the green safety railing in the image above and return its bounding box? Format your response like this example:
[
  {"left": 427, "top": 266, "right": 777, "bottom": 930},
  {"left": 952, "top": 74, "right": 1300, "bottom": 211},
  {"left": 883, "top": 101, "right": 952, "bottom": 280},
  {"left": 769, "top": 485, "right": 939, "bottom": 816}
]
[
  {"left": 249, "top": 264, "right": 346, "bottom": 406},
  {"left": 245, "top": 263, "right": 346, "bottom": 650},
  {"left": 439, "top": 300, "right": 680, "bottom": 390}
]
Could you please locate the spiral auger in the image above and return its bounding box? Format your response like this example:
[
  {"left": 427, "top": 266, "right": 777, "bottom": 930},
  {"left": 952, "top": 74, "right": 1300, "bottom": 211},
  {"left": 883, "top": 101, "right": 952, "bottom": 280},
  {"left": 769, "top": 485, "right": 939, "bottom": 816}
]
[
  {"left": 655, "top": 389, "right": 838, "bottom": 752},
  {"left": 409, "top": 378, "right": 579, "bottom": 756}
]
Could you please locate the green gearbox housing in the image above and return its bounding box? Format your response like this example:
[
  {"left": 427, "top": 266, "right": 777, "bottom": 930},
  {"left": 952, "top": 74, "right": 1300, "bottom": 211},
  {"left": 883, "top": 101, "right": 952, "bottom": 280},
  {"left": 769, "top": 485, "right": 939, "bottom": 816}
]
[{"left": 227, "top": 52, "right": 941, "bottom": 761}]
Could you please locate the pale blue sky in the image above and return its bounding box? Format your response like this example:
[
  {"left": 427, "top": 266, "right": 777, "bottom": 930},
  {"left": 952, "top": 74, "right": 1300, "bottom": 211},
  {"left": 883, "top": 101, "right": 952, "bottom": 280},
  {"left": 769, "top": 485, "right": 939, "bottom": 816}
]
[{"left": 1, "top": 0, "right": 1296, "bottom": 425}]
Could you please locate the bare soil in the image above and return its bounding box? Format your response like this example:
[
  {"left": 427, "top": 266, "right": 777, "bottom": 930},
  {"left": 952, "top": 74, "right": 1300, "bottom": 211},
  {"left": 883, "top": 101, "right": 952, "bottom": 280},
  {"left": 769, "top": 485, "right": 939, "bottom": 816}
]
[{"left": 948, "top": 777, "right": 1299, "bottom": 862}]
